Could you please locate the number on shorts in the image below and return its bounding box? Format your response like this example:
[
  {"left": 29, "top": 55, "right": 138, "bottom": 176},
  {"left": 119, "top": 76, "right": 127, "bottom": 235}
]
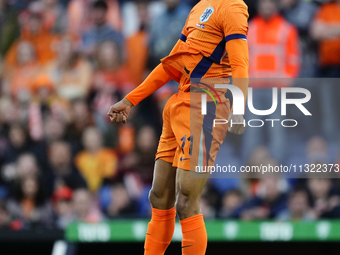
[{"left": 181, "top": 135, "right": 193, "bottom": 156}]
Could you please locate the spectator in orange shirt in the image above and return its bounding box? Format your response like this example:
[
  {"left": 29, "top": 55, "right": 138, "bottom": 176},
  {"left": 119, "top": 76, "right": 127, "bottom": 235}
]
[
  {"left": 310, "top": 0, "right": 340, "bottom": 141},
  {"left": 28, "top": 75, "right": 70, "bottom": 141},
  {"left": 93, "top": 40, "right": 134, "bottom": 97},
  {"left": 6, "top": 12, "right": 60, "bottom": 66},
  {"left": 75, "top": 127, "right": 118, "bottom": 192},
  {"left": 45, "top": 35, "right": 92, "bottom": 100},
  {"left": 311, "top": 0, "right": 340, "bottom": 75},
  {"left": 92, "top": 40, "right": 134, "bottom": 132},
  {"left": 3, "top": 41, "right": 41, "bottom": 99}
]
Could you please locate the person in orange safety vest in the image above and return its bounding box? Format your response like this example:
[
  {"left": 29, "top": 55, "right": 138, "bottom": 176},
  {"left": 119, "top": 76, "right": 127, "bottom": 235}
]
[
  {"left": 242, "top": 0, "right": 301, "bottom": 164},
  {"left": 248, "top": 0, "right": 300, "bottom": 80}
]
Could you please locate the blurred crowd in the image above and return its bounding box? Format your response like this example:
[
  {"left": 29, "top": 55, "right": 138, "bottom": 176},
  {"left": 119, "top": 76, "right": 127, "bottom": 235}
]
[{"left": 0, "top": 0, "right": 340, "bottom": 230}]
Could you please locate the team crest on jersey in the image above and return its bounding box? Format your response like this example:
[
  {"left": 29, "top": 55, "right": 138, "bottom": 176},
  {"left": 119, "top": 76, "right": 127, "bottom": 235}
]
[{"left": 200, "top": 7, "right": 214, "bottom": 23}]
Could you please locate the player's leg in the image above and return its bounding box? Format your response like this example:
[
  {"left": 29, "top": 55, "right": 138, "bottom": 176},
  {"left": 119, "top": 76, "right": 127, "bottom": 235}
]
[
  {"left": 149, "top": 159, "right": 177, "bottom": 209},
  {"left": 176, "top": 169, "right": 209, "bottom": 255},
  {"left": 144, "top": 94, "right": 178, "bottom": 255},
  {"left": 144, "top": 159, "right": 177, "bottom": 255},
  {"left": 171, "top": 90, "right": 230, "bottom": 255},
  {"left": 165, "top": 91, "right": 208, "bottom": 255}
]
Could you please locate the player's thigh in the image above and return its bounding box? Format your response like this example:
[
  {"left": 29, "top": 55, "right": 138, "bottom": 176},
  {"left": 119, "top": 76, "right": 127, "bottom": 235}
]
[
  {"left": 170, "top": 97, "right": 199, "bottom": 170},
  {"left": 175, "top": 168, "right": 209, "bottom": 219},
  {"left": 149, "top": 159, "right": 177, "bottom": 210}
]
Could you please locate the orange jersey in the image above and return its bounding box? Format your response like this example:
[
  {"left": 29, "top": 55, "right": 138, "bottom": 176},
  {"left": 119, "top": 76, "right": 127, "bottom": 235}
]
[
  {"left": 124, "top": 0, "right": 249, "bottom": 171},
  {"left": 314, "top": 2, "right": 340, "bottom": 66},
  {"left": 125, "top": 0, "right": 249, "bottom": 106},
  {"left": 161, "top": 0, "right": 249, "bottom": 92}
]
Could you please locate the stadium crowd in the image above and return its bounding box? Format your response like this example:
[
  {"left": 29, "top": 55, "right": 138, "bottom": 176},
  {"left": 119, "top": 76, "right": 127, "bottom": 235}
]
[{"left": 0, "top": 0, "right": 340, "bottom": 230}]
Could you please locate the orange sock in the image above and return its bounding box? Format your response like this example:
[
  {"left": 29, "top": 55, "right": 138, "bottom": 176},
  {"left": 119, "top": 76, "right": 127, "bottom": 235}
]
[
  {"left": 180, "top": 214, "right": 207, "bottom": 255},
  {"left": 144, "top": 207, "right": 176, "bottom": 255}
]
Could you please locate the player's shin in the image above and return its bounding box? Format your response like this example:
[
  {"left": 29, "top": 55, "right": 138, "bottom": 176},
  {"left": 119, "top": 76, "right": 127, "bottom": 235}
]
[
  {"left": 144, "top": 207, "right": 176, "bottom": 255},
  {"left": 180, "top": 214, "right": 207, "bottom": 255}
]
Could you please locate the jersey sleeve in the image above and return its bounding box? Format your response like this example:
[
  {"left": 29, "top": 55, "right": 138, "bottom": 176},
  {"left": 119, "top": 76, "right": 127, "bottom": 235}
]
[
  {"left": 221, "top": 2, "right": 249, "bottom": 43},
  {"left": 125, "top": 64, "right": 171, "bottom": 106},
  {"left": 226, "top": 39, "right": 249, "bottom": 108},
  {"left": 179, "top": 15, "right": 190, "bottom": 42}
]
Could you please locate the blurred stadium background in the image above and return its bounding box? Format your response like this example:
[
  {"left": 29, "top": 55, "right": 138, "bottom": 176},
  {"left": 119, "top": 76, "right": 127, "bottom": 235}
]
[{"left": 0, "top": 0, "right": 340, "bottom": 254}]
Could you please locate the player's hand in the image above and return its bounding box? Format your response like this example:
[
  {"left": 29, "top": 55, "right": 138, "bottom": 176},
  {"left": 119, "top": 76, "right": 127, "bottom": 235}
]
[
  {"left": 228, "top": 111, "right": 246, "bottom": 135},
  {"left": 107, "top": 98, "right": 133, "bottom": 124}
]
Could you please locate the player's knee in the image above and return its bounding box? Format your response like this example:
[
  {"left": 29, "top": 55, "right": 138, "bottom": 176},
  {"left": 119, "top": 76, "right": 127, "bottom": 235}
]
[
  {"left": 175, "top": 193, "right": 199, "bottom": 220},
  {"left": 148, "top": 189, "right": 161, "bottom": 206},
  {"left": 148, "top": 189, "right": 171, "bottom": 209}
]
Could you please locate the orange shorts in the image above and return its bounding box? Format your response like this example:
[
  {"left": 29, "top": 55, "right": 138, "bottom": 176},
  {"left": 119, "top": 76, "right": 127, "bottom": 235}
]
[{"left": 155, "top": 90, "right": 231, "bottom": 171}]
